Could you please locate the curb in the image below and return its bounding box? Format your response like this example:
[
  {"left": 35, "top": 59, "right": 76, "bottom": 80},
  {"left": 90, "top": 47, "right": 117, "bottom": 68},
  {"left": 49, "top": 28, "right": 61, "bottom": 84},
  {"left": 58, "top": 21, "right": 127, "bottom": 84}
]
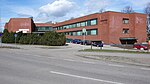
[{"left": 77, "top": 54, "right": 150, "bottom": 67}]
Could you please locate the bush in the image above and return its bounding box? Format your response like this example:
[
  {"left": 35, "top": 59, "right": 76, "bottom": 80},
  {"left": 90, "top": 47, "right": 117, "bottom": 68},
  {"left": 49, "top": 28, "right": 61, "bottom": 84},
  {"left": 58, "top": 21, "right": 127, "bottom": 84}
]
[
  {"left": 39, "top": 31, "right": 66, "bottom": 46},
  {"left": 2, "top": 29, "right": 15, "bottom": 43},
  {"left": 2, "top": 29, "right": 66, "bottom": 46}
]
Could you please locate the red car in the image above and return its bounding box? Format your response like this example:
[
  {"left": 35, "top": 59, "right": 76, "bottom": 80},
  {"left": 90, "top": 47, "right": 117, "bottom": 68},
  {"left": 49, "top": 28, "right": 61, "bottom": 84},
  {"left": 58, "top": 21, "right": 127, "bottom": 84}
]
[{"left": 133, "top": 44, "right": 148, "bottom": 50}]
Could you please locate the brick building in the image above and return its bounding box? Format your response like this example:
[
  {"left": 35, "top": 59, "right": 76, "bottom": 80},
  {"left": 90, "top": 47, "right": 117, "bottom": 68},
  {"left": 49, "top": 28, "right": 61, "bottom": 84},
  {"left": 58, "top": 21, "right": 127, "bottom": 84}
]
[
  {"left": 53, "top": 11, "right": 147, "bottom": 44},
  {"left": 4, "top": 18, "right": 35, "bottom": 33},
  {"left": 4, "top": 11, "right": 147, "bottom": 44}
]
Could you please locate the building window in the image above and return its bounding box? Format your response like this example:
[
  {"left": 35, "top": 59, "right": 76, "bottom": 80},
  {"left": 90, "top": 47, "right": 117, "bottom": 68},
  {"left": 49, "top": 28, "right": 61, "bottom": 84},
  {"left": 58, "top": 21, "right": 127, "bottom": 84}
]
[
  {"left": 81, "top": 22, "right": 86, "bottom": 27},
  {"left": 45, "top": 27, "right": 50, "bottom": 30},
  {"left": 87, "top": 30, "right": 91, "bottom": 35},
  {"left": 70, "top": 32, "right": 73, "bottom": 36},
  {"left": 91, "top": 29, "right": 97, "bottom": 35},
  {"left": 66, "top": 25, "right": 69, "bottom": 29},
  {"left": 65, "top": 32, "right": 69, "bottom": 35},
  {"left": 63, "top": 26, "right": 67, "bottom": 29},
  {"left": 123, "top": 18, "right": 129, "bottom": 24},
  {"left": 72, "top": 32, "right": 76, "bottom": 36},
  {"left": 86, "top": 29, "right": 98, "bottom": 35},
  {"left": 77, "top": 23, "right": 81, "bottom": 27},
  {"left": 77, "top": 31, "right": 81, "bottom": 36},
  {"left": 122, "top": 29, "right": 129, "bottom": 34},
  {"left": 68, "top": 25, "right": 72, "bottom": 28},
  {"left": 72, "top": 24, "right": 76, "bottom": 28},
  {"left": 91, "top": 19, "right": 97, "bottom": 25},
  {"left": 87, "top": 20, "right": 91, "bottom": 26}
]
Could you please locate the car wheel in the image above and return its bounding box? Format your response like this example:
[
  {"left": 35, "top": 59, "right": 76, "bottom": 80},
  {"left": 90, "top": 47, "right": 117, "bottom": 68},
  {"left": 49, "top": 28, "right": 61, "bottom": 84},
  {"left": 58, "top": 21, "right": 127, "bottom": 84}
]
[{"left": 140, "top": 48, "right": 144, "bottom": 50}]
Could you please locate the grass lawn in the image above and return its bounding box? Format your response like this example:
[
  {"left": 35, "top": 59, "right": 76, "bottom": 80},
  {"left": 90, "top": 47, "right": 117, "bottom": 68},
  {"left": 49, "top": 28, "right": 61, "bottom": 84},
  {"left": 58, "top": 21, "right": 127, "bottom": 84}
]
[
  {"left": 80, "top": 49, "right": 150, "bottom": 54},
  {"left": 0, "top": 46, "right": 20, "bottom": 49}
]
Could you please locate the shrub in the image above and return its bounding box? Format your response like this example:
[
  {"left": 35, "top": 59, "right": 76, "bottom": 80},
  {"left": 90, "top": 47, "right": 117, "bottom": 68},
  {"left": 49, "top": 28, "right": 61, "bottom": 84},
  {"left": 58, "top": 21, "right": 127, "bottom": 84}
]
[
  {"left": 2, "top": 29, "right": 15, "bottom": 43},
  {"left": 2, "top": 29, "right": 66, "bottom": 46}
]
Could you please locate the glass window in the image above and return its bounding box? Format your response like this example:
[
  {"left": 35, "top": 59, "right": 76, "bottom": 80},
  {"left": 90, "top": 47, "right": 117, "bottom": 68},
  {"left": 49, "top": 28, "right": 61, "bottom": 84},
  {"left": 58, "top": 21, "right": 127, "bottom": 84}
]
[
  {"left": 87, "top": 20, "right": 91, "bottom": 26},
  {"left": 70, "top": 32, "right": 73, "bottom": 36},
  {"left": 65, "top": 32, "right": 69, "bottom": 35},
  {"left": 45, "top": 27, "right": 50, "bottom": 30},
  {"left": 57, "top": 27, "right": 59, "bottom": 30},
  {"left": 63, "top": 26, "right": 67, "bottom": 29},
  {"left": 87, "top": 30, "right": 91, "bottom": 35},
  {"left": 72, "top": 24, "right": 76, "bottom": 28},
  {"left": 91, "top": 29, "right": 97, "bottom": 35},
  {"left": 85, "top": 21, "right": 88, "bottom": 26},
  {"left": 60, "top": 26, "right": 63, "bottom": 30},
  {"left": 69, "top": 25, "right": 72, "bottom": 28},
  {"left": 68, "top": 25, "right": 72, "bottom": 28},
  {"left": 122, "top": 29, "right": 129, "bottom": 34},
  {"left": 38, "top": 27, "right": 45, "bottom": 31},
  {"left": 77, "top": 31, "right": 81, "bottom": 36},
  {"left": 77, "top": 23, "right": 80, "bottom": 27},
  {"left": 66, "top": 25, "right": 69, "bottom": 29},
  {"left": 91, "top": 19, "right": 97, "bottom": 25},
  {"left": 123, "top": 18, "right": 129, "bottom": 24},
  {"left": 81, "top": 22, "right": 86, "bottom": 27},
  {"left": 73, "top": 32, "right": 76, "bottom": 36}
]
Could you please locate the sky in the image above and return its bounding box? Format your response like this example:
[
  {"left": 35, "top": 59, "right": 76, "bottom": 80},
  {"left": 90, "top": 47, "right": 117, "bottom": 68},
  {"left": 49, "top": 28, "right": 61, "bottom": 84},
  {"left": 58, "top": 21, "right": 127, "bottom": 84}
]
[{"left": 0, "top": 0, "right": 150, "bottom": 32}]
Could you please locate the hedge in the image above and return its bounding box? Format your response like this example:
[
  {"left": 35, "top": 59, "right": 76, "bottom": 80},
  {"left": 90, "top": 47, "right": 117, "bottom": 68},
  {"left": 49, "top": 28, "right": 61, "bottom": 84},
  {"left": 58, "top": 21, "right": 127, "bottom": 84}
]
[{"left": 2, "top": 29, "right": 66, "bottom": 46}]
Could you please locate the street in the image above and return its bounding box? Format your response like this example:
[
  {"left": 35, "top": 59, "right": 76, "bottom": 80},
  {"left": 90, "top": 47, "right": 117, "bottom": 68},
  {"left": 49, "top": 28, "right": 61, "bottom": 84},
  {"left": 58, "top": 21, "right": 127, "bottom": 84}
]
[{"left": 0, "top": 43, "right": 150, "bottom": 84}]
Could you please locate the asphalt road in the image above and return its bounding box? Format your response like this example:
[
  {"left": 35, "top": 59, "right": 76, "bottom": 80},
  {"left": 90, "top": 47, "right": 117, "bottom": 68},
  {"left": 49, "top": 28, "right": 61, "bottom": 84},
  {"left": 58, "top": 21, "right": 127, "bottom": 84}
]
[{"left": 0, "top": 44, "right": 150, "bottom": 84}]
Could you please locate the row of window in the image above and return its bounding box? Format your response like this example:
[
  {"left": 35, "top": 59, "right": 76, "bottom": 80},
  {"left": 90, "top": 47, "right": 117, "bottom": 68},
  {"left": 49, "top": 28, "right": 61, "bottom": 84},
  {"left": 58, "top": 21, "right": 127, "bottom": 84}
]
[
  {"left": 55, "top": 19, "right": 97, "bottom": 30},
  {"left": 64, "top": 29, "right": 98, "bottom": 36},
  {"left": 36, "top": 27, "right": 53, "bottom": 31},
  {"left": 55, "top": 18, "right": 129, "bottom": 30}
]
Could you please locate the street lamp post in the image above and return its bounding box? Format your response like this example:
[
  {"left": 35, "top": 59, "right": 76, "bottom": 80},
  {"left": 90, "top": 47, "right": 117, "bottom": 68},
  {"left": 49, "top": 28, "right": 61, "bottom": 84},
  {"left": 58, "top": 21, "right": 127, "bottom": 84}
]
[
  {"left": 82, "top": 28, "right": 86, "bottom": 50},
  {"left": 14, "top": 34, "right": 17, "bottom": 47},
  {"left": 0, "top": 33, "right": 2, "bottom": 47}
]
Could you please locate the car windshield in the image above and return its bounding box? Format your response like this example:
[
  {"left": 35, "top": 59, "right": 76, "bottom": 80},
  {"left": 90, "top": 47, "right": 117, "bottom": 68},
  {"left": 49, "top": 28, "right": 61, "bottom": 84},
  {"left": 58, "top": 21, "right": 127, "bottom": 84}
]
[{"left": 141, "top": 45, "right": 146, "bottom": 47}]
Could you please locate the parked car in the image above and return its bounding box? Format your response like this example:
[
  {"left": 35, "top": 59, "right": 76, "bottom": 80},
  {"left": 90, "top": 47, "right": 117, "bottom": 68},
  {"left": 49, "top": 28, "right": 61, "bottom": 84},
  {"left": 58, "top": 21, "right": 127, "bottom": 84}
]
[
  {"left": 92, "top": 41, "right": 103, "bottom": 47},
  {"left": 72, "top": 39, "right": 82, "bottom": 44},
  {"left": 81, "top": 40, "right": 92, "bottom": 45},
  {"left": 133, "top": 44, "right": 148, "bottom": 50}
]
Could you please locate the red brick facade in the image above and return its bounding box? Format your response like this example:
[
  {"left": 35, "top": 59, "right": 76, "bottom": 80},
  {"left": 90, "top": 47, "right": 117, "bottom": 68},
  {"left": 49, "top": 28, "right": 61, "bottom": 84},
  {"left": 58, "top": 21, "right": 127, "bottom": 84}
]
[
  {"left": 5, "top": 18, "right": 35, "bottom": 33},
  {"left": 53, "top": 11, "right": 147, "bottom": 44},
  {"left": 4, "top": 11, "right": 147, "bottom": 44}
]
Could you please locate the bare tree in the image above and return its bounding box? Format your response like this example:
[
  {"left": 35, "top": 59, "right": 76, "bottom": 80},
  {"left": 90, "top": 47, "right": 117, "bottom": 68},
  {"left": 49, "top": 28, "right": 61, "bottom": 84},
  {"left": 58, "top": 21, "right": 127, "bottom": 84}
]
[
  {"left": 121, "top": 6, "right": 134, "bottom": 14},
  {"left": 99, "top": 8, "right": 105, "bottom": 13},
  {"left": 144, "top": 2, "right": 150, "bottom": 15},
  {"left": 144, "top": 2, "right": 150, "bottom": 34}
]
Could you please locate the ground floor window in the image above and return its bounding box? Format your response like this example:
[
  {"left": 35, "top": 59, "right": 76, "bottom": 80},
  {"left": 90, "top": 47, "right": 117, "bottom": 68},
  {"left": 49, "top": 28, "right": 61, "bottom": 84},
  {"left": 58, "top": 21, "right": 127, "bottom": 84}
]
[{"left": 66, "top": 29, "right": 98, "bottom": 36}]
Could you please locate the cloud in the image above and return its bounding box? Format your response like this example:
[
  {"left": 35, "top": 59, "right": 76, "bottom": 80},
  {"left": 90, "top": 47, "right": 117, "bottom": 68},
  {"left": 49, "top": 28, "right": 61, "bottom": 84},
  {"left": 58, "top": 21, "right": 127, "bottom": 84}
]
[
  {"left": 84, "top": 0, "right": 110, "bottom": 13},
  {"left": 11, "top": 6, "right": 38, "bottom": 18},
  {"left": 39, "top": 0, "right": 75, "bottom": 17},
  {"left": 127, "top": 0, "right": 150, "bottom": 7}
]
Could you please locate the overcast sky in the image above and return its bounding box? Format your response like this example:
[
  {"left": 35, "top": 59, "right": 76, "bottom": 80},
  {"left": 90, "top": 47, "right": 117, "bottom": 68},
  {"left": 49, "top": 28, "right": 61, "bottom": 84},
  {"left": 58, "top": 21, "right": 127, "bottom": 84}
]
[{"left": 0, "top": 0, "right": 150, "bottom": 32}]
